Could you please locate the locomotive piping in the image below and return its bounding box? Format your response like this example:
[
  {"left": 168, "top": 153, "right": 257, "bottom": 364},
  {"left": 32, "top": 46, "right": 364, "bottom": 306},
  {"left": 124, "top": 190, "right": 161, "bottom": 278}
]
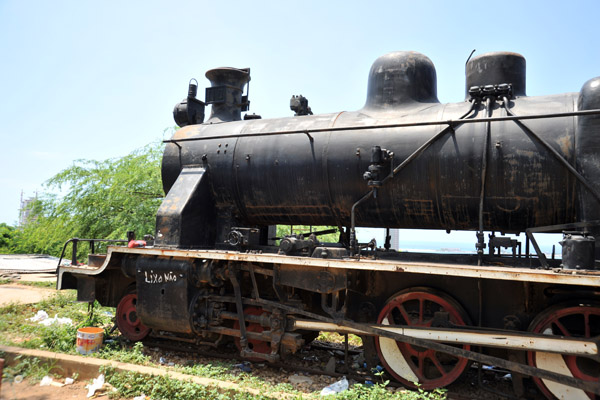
[
  {"left": 501, "top": 97, "right": 600, "bottom": 205},
  {"left": 477, "top": 97, "right": 492, "bottom": 265},
  {"left": 349, "top": 101, "right": 479, "bottom": 255},
  {"left": 383, "top": 100, "right": 479, "bottom": 184},
  {"left": 163, "top": 108, "right": 600, "bottom": 144}
]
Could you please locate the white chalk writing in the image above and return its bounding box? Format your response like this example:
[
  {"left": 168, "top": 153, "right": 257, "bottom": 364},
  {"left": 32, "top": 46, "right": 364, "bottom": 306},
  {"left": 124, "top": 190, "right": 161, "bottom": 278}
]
[{"left": 144, "top": 270, "right": 178, "bottom": 284}]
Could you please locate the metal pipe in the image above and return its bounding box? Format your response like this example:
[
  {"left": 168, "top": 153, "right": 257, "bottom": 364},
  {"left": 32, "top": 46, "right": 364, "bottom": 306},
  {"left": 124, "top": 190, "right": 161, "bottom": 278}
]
[
  {"left": 163, "top": 108, "right": 600, "bottom": 144},
  {"left": 502, "top": 97, "right": 600, "bottom": 205},
  {"left": 349, "top": 190, "right": 374, "bottom": 255},
  {"left": 290, "top": 320, "right": 599, "bottom": 358},
  {"left": 477, "top": 98, "right": 492, "bottom": 265}
]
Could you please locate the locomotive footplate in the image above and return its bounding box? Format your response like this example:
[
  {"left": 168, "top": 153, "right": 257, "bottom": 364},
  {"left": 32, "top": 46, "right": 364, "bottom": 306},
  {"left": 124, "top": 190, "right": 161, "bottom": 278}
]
[
  {"left": 59, "top": 246, "right": 600, "bottom": 288},
  {"left": 57, "top": 246, "right": 600, "bottom": 396}
]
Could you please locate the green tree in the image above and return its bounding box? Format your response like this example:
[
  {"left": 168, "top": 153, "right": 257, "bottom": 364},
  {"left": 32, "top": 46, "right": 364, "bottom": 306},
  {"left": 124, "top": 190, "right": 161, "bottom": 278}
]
[
  {"left": 275, "top": 225, "right": 339, "bottom": 243},
  {"left": 12, "top": 141, "right": 164, "bottom": 257},
  {"left": 0, "top": 223, "right": 16, "bottom": 253}
]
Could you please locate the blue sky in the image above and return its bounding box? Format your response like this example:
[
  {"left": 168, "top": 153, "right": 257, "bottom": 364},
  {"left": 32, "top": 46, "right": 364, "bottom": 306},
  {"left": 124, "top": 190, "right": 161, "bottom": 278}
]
[{"left": 1, "top": 0, "right": 598, "bottom": 251}]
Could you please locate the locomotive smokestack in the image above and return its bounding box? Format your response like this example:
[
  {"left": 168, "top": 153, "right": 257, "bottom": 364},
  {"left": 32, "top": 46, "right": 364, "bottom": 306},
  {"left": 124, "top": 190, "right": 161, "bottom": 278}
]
[
  {"left": 205, "top": 67, "right": 250, "bottom": 123},
  {"left": 466, "top": 52, "right": 526, "bottom": 98}
]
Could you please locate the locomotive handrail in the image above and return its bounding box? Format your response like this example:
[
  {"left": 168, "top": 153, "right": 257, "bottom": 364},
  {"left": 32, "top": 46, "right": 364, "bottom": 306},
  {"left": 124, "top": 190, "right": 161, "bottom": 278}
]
[
  {"left": 163, "top": 108, "right": 600, "bottom": 143},
  {"left": 502, "top": 97, "right": 600, "bottom": 205},
  {"left": 349, "top": 100, "right": 480, "bottom": 254},
  {"left": 56, "top": 237, "right": 127, "bottom": 273}
]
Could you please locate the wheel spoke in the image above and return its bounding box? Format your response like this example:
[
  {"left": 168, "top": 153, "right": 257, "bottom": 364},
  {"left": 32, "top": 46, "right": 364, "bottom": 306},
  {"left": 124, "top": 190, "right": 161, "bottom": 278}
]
[
  {"left": 429, "top": 352, "right": 449, "bottom": 378},
  {"left": 395, "top": 304, "right": 412, "bottom": 325},
  {"left": 553, "top": 319, "right": 571, "bottom": 336},
  {"left": 376, "top": 288, "right": 470, "bottom": 390},
  {"left": 584, "top": 312, "right": 590, "bottom": 338},
  {"left": 417, "top": 353, "right": 426, "bottom": 377}
]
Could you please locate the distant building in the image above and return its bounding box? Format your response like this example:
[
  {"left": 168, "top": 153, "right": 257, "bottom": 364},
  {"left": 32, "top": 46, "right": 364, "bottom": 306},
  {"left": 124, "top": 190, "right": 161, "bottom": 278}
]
[{"left": 19, "top": 191, "right": 37, "bottom": 226}]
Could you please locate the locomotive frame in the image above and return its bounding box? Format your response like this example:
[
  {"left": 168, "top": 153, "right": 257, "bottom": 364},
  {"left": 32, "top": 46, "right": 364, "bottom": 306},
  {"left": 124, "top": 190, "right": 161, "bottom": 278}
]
[{"left": 58, "top": 50, "right": 600, "bottom": 399}]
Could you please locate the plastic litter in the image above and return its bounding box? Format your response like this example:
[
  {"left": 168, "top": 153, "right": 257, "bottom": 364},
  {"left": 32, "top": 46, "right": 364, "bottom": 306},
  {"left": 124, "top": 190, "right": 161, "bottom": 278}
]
[
  {"left": 288, "top": 374, "right": 313, "bottom": 385},
  {"left": 133, "top": 394, "right": 151, "bottom": 400},
  {"left": 159, "top": 357, "right": 166, "bottom": 364},
  {"left": 234, "top": 362, "right": 252, "bottom": 373},
  {"left": 39, "top": 314, "right": 72, "bottom": 327},
  {"left": 40, "top": 376, "right": 53, "bottom": 386},
  {"left": 40, "top": 376, "right": 64, "bottom": 387},
  {"left": 86, "top": 373, "right": 105, "bottom": 397},
  {"left": 64, "top": 377, "right": 74, "bottom": 385},
  {"left": 14, "top": 375, "right": 23, "bottom": 384},
  {"left": 30, "top": 310, "right": 49, "bottom": 322},
  {"left": 364, "top": 380, "right": 374, "bottom": 386},
  {"left": 320, "top": 376, "right": 348, "bottom": 395}
]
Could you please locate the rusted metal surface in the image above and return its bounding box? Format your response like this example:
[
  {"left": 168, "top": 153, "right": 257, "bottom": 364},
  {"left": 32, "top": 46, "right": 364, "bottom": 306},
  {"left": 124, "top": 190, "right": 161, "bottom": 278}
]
[
  {"left": 58, "top": 246, "right": 600, "bottom": 288},
  {"left": 291, "top": 320, "right": 599, "bottom": 358}
]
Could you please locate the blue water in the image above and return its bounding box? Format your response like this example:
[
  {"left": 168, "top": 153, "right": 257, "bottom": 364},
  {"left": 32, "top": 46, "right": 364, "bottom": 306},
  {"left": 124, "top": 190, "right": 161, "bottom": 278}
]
[{"left": 355, "top": 228, "right": 562, "bottom": 256}]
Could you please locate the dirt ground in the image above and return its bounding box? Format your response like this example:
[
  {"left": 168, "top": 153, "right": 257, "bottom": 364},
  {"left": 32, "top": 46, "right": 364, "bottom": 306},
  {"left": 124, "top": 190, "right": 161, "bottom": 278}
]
[
  {"left": 1, "top": 380, "right": 110, "bottom": 400},
  {"left": 0, "top": 285, "right": 55, "bottom": 307},
  {"left": 0, "top": 274, "right": 57, "bottom": 307}
]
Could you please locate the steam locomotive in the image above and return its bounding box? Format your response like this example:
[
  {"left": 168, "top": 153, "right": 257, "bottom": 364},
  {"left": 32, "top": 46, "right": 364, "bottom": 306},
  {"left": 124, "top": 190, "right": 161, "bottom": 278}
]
[{"left": 58, "top": 51, "right": 600, "bottom": 399}]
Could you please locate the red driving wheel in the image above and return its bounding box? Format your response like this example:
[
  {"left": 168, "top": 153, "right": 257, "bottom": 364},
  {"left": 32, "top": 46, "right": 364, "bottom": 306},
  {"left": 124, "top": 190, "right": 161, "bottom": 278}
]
[
  {"left": 375, "top": 287, "right": 471, "bottom": 389},
  {"left": 116, "top": 293, "right": 151, "bottom": 341},
  {"left": 233, "top": 307, "right": 271, "bottom": 357},
  {"left": 527, "top": 302, "right": 600, "bottom": 400}
]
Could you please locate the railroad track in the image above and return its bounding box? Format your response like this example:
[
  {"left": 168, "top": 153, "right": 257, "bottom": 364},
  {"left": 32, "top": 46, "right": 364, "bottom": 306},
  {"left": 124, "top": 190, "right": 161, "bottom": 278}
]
[{"left": 140, "top": 336, "right": 543, "bottom": 399}]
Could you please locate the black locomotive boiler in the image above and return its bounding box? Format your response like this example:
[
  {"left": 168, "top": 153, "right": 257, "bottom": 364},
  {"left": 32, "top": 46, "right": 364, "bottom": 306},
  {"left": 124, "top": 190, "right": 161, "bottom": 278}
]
[{"left": 58, "top": 51, "right": 600, "bottom": 399}]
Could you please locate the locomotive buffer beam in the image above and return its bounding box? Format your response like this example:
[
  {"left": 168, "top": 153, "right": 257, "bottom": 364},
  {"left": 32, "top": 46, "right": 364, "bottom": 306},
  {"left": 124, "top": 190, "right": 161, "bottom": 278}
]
[{"left": 291, "top": 319, "right": 600, "bottom": 360}]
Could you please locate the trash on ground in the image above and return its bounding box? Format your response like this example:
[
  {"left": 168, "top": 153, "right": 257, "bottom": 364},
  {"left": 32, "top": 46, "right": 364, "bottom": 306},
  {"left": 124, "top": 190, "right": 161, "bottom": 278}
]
[
  {"left": 320, "top": 376, "right": 349, "bottom": 395},
  {"left": 39, "top": 314, "right": 73, "bottom": 326},
  {"left": 40, "top": 375, "right": 64, "bottom": 387},
  {"left": 325, "top": 356, "right": 336, "bottom": 373},
  {"left": 40, "top": 376, "right": 53, "bottom": 386},
  {"left": 288, "top": 374, "right": 313, "bottom": 385},
  {"left": 30, "top": 310, "right": 49, "bottom": 322},
  {"left": 86, "top": 373, "right": 105, "bottom": 397},
  {"left": 133, "top": 394, "right": 151, "bottom": 400},
  {"left": 14, "top": 375, "right": 23, "bottom": 384},
  {"left": 64, "top": 377, "right": 74, "bottom": 385},
  {"left": 234, "top": 362, "right": 252, "bottom": 373}
]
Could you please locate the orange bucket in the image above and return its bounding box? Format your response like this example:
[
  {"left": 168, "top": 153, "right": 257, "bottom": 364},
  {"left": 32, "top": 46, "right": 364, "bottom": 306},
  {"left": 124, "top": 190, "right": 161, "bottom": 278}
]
[{"left": 76, "top": 327, "right": 104, "bottom": 355}]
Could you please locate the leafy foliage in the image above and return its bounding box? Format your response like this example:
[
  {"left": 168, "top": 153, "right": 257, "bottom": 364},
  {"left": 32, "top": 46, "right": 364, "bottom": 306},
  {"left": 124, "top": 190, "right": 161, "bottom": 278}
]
[
  {"left": 2, "top": 356, "right": 58, "bottom": 384},
  {"left": 0, "top": 223, "right": 16, "bottom": 252},
  {"left": 276, "top": 225, "right": 339, "bottom": 243},
  {"left": 10, "top": 141, "right": 164, "bottom": 257},
  {"left": 101, "top": 366, "right": 276, "bottom": 400}
]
